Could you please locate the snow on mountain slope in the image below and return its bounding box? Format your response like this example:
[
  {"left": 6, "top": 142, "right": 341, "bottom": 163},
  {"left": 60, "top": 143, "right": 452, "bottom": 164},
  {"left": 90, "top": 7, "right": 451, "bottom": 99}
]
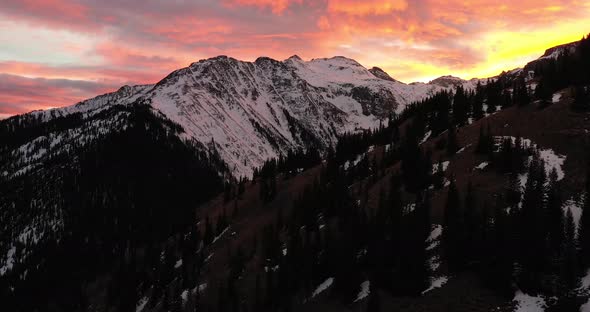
[
  {"left": 31, "top": 84, "right": 152, "bottom": 121},
  {"left": 4, "top": 55, "right": 480, "bottom": 178}
]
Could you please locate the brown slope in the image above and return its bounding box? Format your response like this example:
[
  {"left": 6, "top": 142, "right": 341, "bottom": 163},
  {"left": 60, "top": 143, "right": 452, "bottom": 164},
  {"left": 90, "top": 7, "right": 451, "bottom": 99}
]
[{"left": 190, "top": 87, "right": 589, "bottom": 312}]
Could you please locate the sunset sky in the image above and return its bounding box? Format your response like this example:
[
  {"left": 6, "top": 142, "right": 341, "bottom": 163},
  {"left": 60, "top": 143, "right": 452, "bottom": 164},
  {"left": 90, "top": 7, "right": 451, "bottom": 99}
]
[{"left": 1, "top": 0, "right": 589, "bottom": 118}]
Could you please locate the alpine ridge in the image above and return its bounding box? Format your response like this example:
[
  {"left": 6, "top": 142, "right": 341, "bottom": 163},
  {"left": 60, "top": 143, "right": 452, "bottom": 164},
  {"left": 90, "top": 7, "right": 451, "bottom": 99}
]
[{"left": 12, "top": 55, "right": 477, "bottom": 178}]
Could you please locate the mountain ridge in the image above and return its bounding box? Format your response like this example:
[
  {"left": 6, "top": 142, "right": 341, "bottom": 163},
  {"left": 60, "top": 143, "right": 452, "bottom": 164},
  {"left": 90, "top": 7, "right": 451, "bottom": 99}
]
[
  {"left": 5, "top": 38, "right": 580, "bottom": 179},
  {"left": 11, "top": 54, "right": 488, "bottom": 178}
]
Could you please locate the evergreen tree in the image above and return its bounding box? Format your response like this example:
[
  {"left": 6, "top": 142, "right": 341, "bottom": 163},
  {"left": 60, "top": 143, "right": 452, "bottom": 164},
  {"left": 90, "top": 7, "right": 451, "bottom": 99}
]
[
  {"left": 475, "top": 125, "right": 494, "bottom": 155},
  {"left": 472, "top": 82, "right": 485, "bottom": 120},
  {"left": 429, "top": 92, "right": 452, "bottom": 135},
  {"left": 443, "top": 179, "right": 465, "bottom": 272},
  {"left": 453, "top": 85, "right": 469, "bottom": 126},
  {"left": 579, "top": 166, "right": 590, "bottom": 269},
  {"left": 401, "top": 129, "right": 430, "bottom": 193},
  {"left": 517, "top": 154, "right": 547, "bottom": 292},
  {"left": 397, "top": 192, "right": 430, "bottom": 295},
  {"left": 486, "top": 199, "right": 514, "bottom": 297},
  {"left": 463, "top": 182, "right": 479, "bottom": 262},
  {"left": 562, "top": 209, "right": 579, "bottom": 290},
  {"left": 389, "top": 174, "right": 404, "bottom": 257},
  {"left": 546, "top": 169, "right": 565, "bottom": 257},
  {"left": 446, "top": 124, "right": 460, "bottom": 156},
  {"left": 514, "top": 78, "right": 531, "bottom": 106},
  {"left": 500, "top": 89, "right": 513, "bottom": 109},
  {"left": 572, "top": 86, "right": 589, "bottom": 111},
  {"left": 506, "top": 172, "right": 522, "bottom": 210},
  {"left": 535, "top": 77, "right": 553, "bottom": 104}
]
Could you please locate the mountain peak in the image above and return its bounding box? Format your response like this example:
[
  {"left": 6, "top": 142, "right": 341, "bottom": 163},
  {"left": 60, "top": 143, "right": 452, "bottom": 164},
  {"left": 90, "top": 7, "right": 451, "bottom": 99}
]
[
  {"left": 428, "top": 75, "right": 466, "bottom": 87},
  {"left": 286, "top": 54, "right": 303, "bottom": 62},
  {"left": 369, "top": 67, "right": 398, "bottom": 82},
  {"left": 309, "top": 56, "right": 364, "bottom": 68}
]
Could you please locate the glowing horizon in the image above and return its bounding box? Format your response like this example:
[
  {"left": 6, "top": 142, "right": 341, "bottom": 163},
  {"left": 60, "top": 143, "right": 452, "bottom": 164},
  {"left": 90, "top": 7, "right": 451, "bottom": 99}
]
[{"left": 1, "top": 0, "right": 589, "bottom": 117}]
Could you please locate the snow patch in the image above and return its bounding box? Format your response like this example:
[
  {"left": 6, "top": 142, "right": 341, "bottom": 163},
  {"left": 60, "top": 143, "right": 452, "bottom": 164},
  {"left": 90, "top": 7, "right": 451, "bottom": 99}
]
[
  {"left": 456, "top": 143, "right": 471, "bottom": 154},
  {"left": 475, "top": 162, "right": 489, "bottom": 170},
  {"left": 432, "top": 161, "right": 450, "bottom": 174},
  {"left": 181, "top": 289, "right": 189, "bottom": 303},
  {"left": 0, "top": 246, "right": 16, "bottom": 276},
  {"left": 580, "top": 269, "right": 590, "bottom": 291},
  {"left": 426, "top": 224, "right": 443, "bottom": 251},
  {"left": 513, "top": 290, "right": 546, "bottom": 312},
  {"left": 212, "top": 227, "right": 230, "bottom": 244},
  {"left": 539, "top": 149, "right": 566, "bottom": 181},
  {"left": 344, "top": 154, "right": 365, "bottom": 171},
  {"left": 354, "top": 280, "right": 370, "bottom": 302},
  {"left": 422, "top": 277, "right": 448, "bottom": 295},
  {"left": 312, "top": 277, "right": 334, "bottom": 298},
  {"left": 136, "top": 297, "right": 149, "bottom": 312},
  {"left": 420, "top": 131, "right": 432, "bottom": 145}
]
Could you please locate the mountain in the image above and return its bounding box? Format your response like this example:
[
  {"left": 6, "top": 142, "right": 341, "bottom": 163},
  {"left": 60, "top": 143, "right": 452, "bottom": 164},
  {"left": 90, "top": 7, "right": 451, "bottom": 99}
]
[
  {"left": 1, "top": 35, "right": 590, "bottom": 312},
  {"left": 6, "top": 55, "right": 476, "bottom": 179}
]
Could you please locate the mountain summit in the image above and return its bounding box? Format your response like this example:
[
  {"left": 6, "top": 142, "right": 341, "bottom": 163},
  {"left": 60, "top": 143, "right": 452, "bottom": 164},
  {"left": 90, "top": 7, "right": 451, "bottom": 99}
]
[{"left": 11, "top": 55, "right": 472, "bottom": 178}]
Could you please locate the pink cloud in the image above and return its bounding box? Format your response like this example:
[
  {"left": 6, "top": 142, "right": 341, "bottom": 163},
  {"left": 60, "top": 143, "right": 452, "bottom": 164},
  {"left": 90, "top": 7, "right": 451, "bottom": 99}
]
[
  {"left": 0, "top": 74, "right": 115, "bottom": 114},
  {"left": 223, "top": 0, "right": 303, "bottom": 14},
  {"left": 0, "top": 0, "right": 588, "bottom": 116}
]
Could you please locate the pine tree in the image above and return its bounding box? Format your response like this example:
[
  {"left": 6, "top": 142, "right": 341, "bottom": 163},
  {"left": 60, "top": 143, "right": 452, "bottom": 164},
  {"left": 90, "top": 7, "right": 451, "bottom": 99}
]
[
  {"left": 579, "top": 166, "right": 590, "bottom": 269},
  {"left": 506, "top": 172, "right": 522, "bottom": 210},
  {"left": 546, "top": 169, "right": 565, "bottom": 257},
  {"left": 446, "top": 124, "right": 460, "bottom": 156},
  {"left": 475, "top": 125, "right": 493, "bottom": 155},
  {"left": 269, "top": 175, "right": 277, "bottom": 199},
  {"left": 562, "top": 209, "right": 579, "bottom": 290},
  {"left": 443, "top": 179, "right": 465, "bottom": 272},
  {"left": 453, "top": 85, "right": 469, "bottom": 126},
  {"left": 430, "top": 92, "right": 451, "bottom": 135},
  {"left": 475, "top": 126, "right": 486, "bottom": 154},
  {"left": 401, "top": 129, "right": 430, "bottom": 193},
  {"left": 517, "top": 154, "right": 547, "bottom": 292},
  {"left": 472, "top": 83, "right": 485, "bottom": 120},
  {"left": 389, "top": 174, "right": 404, "bottom": 255},
  {"left": 515, "top": 79, "right": 531, "bottom": 107},
  {"left": 486, "top": 200, "right": 514, "bottom": 297},
  {"left": 572, "top": 86, "right": 589, "bottom": 110},
  {"left": 397, "top": 192, "right": 431, "bottom": 295},
  {"left": 463, "top": 182, "right": 479, "bottom": 262}
]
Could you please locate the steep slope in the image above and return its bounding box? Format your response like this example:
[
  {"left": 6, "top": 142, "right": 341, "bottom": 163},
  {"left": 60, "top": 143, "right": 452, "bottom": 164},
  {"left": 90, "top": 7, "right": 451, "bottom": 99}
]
[
  {"left": 0, "top": 104, "right": 228, "bottom": 310},
  {"left": 13, "top": 55, "right": 469, "bottom": 179}
]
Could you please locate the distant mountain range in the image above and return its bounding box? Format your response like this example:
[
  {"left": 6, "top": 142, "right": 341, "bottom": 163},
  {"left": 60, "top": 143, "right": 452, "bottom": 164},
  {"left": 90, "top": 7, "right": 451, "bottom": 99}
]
[{"left": 4, "top": 54, "right": 485, "bottom": 179}]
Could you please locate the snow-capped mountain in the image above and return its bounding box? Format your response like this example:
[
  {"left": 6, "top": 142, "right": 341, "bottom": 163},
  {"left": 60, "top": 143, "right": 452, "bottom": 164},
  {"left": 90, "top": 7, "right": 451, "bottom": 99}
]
[{"left": 10, "top": 55, "right": 474, "bottom": 179}]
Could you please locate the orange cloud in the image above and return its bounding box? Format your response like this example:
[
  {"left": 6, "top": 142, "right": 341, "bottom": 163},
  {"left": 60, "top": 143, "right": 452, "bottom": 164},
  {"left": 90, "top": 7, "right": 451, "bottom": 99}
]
[
  {"left": 224, "top": 0, "right": 302, "bottom": 14},
  {"left": 328, "top": 0, "right": 408, "bottom": 15}
]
